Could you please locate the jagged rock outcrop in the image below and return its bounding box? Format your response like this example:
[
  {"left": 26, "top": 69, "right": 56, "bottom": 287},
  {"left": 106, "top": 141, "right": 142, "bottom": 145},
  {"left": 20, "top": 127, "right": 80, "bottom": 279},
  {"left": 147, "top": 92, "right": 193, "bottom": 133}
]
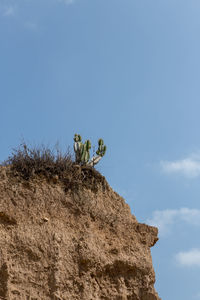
[{"left": 0, "top": 166, "right": 161, "bottom": 300}]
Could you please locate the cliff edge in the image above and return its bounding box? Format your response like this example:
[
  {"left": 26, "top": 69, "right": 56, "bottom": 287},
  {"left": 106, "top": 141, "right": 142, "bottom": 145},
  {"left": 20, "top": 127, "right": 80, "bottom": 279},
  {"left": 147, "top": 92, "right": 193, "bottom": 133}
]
[{"left": 0, "top": 165, "right": 161, "bottom": 300}]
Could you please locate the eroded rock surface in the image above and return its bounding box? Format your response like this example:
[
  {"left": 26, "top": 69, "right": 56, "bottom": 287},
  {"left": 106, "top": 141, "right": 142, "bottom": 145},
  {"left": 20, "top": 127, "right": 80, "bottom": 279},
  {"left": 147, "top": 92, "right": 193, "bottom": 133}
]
[{"left": 0, "top": 166, "right": 161, "bottom": 300}]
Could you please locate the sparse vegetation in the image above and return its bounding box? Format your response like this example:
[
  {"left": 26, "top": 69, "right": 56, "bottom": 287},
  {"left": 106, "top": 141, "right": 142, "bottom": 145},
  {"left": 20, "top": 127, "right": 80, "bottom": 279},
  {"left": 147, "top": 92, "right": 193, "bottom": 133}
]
[
  {"left": 73, "top": 134, "right": 106, "bottom": 166},
  {"left": 2, "top": 142, "right": 107, "bottom": 192},
  {"left": 3, "top": 143, "right": 73, "bottom": 180}
]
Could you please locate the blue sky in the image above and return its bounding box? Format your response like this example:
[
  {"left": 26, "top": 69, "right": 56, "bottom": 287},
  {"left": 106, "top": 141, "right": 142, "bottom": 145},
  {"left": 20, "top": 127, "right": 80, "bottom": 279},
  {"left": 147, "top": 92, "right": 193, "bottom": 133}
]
[{"left": 1, "top": 0, "right": 200, "bottom": 299}]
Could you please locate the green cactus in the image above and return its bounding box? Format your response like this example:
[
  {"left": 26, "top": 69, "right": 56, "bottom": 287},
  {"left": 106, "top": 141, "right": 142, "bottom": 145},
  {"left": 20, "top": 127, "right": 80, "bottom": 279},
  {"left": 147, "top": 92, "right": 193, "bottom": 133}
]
[
  {"left": 74, "top": 134, "right": 82, "bottom": 143},
  {"left": 73, "top": 134, "right": 106, "bottom": 166},
  {"left": 98, "top": 139, "right": 103, "bottom": 145},
  {"left": 74, "top": 134, "right": 83, "bottom": 163},
  {"left": 96, "top": 139, "right": 106, "bottom": 157},
  {"left": 81, "top": 140, "right": 91, "bottom": 164}
]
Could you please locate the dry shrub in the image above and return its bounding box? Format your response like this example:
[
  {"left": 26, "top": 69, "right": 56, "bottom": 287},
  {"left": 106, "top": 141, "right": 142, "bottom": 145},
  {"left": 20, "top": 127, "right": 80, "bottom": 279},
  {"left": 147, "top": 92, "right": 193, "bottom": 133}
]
[
  {"left": 4, "top": 143, "right": 73, "bottom": 180},
  {"left": 3, "top": 143, "right": 108, "bottom": 193}
]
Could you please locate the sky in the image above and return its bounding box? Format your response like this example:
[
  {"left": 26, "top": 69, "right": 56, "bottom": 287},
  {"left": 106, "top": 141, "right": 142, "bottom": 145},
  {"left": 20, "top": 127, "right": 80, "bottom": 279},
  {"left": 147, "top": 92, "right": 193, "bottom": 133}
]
[{"left": 1, "top": 0, "right": 200, "bottom": 299}]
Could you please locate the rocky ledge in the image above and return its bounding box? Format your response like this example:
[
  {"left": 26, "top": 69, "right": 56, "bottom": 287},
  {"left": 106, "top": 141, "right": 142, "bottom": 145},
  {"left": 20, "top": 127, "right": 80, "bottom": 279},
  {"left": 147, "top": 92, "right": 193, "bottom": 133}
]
[{"left": 0, "top": 166, "right": 161, "bottom": 300}]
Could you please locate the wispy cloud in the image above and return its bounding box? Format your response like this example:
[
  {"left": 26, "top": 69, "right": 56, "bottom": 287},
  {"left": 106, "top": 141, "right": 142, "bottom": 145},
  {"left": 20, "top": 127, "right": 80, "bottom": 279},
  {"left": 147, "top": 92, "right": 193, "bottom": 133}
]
[
  {"left": 160, "top": 154, "right": 200, "bottom": 178},
  {"left": 147, "top": 208, "right": 200, "bottom": 236},
  {"left": 56, "top": 0, "right": 75, "bottom": 5},
  {"left": 175, "top": 249, "right": 200, "bottom": 267},
  {"left": 24, "top": 22, "right": 38, "bottom": 31},
  {"left": 2, "top": 5, "right": 15, "bottom": 17},
  {"left": 1, "top": 0, "right": 74, "bottom": 19}
]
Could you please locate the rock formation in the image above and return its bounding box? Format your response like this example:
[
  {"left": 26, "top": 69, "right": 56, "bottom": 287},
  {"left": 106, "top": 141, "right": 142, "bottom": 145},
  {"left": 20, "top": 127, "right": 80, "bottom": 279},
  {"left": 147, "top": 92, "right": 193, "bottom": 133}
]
[{"left": 0, "top": 165, "right": 161, "bottom": 300}]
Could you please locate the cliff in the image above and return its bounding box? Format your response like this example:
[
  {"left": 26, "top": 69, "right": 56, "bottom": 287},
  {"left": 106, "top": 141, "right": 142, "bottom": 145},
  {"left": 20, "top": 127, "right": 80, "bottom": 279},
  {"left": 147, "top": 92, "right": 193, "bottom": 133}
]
[{"left": 0, "top": 165, "right": 161, "bottom": 300}]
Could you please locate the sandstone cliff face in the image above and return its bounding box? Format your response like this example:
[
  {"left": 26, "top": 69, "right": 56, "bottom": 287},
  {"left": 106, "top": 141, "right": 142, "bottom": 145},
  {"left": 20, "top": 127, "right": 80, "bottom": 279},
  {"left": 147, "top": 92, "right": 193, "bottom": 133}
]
[{"left": 0, "top": 166, "right": 161, "bottom": 300}]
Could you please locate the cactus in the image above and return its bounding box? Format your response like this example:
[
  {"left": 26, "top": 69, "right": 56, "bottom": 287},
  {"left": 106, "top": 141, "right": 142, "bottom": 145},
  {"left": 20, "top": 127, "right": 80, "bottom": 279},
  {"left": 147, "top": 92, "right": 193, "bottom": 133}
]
[
  {"left": 73, "top": 134, "right": 106, "bottom": 166},
  {"left": 96, "top": 139, "right": 106, "bottom": 157},
  {"left": 81, "top": 140, "right": 91, "bottom": 164},
  {"left": 88, "top": 138, "right": 107, "bottom": 167},
  {"left": 74, "top": 134, "right": 83, "bottom": 164}
]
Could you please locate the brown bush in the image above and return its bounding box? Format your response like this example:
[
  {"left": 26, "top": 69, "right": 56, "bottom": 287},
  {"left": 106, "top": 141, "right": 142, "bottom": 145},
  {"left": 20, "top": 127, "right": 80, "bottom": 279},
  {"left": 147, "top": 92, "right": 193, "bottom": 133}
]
[
  {"left": 2, "top": 143, "right": 107, "bottom": 193},
  {"left": 3, "top": 143, "right": 73, "bottom": 180}
]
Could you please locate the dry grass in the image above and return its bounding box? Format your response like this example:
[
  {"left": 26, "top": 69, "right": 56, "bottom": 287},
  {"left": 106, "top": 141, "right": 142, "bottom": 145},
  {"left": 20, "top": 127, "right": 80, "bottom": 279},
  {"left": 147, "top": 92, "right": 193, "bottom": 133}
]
[
  {"left": 3, "top": 143, "right": 73, "bottom": 180},
  {"left": 2, "top": 143, "right": 107, "bottom": 193}
]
